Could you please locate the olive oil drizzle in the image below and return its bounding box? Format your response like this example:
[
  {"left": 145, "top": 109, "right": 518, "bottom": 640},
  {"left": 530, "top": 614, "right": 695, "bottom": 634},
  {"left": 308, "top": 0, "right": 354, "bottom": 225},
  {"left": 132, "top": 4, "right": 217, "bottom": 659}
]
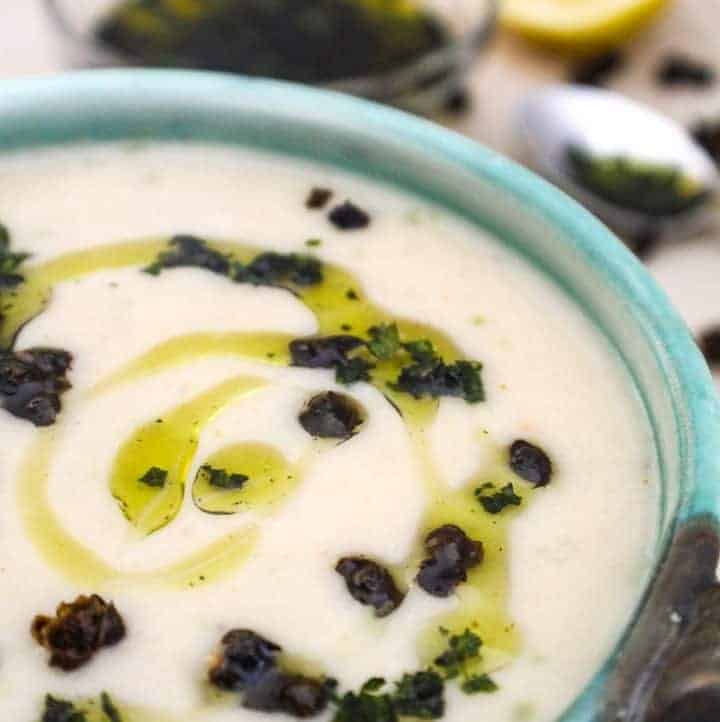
[
  {"left": 110, "top": 375, "right": 267, "bottom": 535},
  {"left": 7, "top": 237, "right": 531, "bottom": 689}
]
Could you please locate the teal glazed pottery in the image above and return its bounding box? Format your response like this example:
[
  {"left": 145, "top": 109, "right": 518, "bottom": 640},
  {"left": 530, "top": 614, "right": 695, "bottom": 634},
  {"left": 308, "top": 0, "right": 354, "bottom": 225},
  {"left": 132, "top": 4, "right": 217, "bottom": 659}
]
[{"left": 0, "top": 70, "right": 717, "bottom": 722}]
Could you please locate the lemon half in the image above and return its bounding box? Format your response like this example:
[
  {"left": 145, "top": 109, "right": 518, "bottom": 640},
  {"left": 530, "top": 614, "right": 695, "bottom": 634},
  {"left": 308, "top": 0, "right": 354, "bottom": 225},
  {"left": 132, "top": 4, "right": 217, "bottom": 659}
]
[{"left": 501, "top": 0, "right": 672, "bottom": 54}]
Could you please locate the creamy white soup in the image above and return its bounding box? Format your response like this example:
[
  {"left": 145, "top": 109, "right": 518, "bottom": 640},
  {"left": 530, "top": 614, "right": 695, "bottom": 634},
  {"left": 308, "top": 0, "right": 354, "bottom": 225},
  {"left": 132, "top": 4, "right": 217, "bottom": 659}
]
[{"left": 0, "top": 144, "right": 657, "bottom": 722}]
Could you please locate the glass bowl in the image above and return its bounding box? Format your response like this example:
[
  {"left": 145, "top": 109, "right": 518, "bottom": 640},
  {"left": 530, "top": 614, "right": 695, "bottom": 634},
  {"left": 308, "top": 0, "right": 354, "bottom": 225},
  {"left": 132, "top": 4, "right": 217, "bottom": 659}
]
[{"left": 43, "top": 0, "right": 496, "bottom": 113}]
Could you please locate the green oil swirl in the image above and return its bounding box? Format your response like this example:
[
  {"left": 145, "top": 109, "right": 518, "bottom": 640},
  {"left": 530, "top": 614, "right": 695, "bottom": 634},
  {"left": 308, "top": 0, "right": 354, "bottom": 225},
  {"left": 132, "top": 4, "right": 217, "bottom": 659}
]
[
  {"left": 9, "top": 236, "right": 529, "bottom": 674},
  {"left": 110, "top": 375, "right": 267, "bottom": 535},
  {"left": 192, "top": 442, "right": 297, "bottom": 515}
]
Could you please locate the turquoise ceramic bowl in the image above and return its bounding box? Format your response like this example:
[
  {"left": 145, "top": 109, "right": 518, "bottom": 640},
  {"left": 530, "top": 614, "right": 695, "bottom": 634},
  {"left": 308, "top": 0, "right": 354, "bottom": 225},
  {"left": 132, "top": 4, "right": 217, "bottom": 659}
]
[{"left": 1, "top": 70, "right": 718, "bottom": 722}]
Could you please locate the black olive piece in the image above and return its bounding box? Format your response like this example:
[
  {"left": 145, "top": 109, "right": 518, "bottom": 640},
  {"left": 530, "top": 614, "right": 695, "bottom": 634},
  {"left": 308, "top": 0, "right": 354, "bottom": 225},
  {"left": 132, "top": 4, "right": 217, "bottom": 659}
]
[
  {"left": 570, "top": 50, "right": 625, "bottom": 87},
  {"left": 244, "top": 669, "right": 330, "bottom": 717},
  {"left": 699, "top": 326, "right": 720, "bottom": 366},
  {"left": 208, "top": 629, "right": 282, "bottom": 691},
  {"left": 3, "top": 382, "right": 61, "bottom": 427},
  {"left": 298, "top": 391, "right": 365, "bottom": 439},
  {"left": 509, "top": 439, "right": 553, "bottom": 486},
  {"left": 335, "top": 557, "right": 405, "bottom": 617},
  {"left": 31, "top": 594, "right": 126, "bottom": 671},
  {"left": 656, "top": 54, "right": 716, "bottom": 87},
  {"left": 328, "top": 202, "right": 371, "bottom": 230},
  {"left": 306, "top": 187, "right": 334, "bottom": 210},
  {"left": 416, "top": 524, "right": 483, "bottom": 598},
  {"left": 290, "top": 335, "right": 365, "bottom": 369}
]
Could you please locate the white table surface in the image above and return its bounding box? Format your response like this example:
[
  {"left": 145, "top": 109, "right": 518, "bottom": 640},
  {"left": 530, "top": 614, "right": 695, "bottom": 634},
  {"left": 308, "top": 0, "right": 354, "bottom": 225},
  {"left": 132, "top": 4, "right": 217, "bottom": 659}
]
[{"left": 2, "top": 0, "right": 719, "bottom": 386}]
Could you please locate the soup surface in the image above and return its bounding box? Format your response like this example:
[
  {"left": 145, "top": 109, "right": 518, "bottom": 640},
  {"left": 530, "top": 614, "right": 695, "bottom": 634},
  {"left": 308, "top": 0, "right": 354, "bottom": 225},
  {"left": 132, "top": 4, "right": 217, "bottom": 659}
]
[{"left": 0, "top": 144, "right": 657, "bottom": 722}]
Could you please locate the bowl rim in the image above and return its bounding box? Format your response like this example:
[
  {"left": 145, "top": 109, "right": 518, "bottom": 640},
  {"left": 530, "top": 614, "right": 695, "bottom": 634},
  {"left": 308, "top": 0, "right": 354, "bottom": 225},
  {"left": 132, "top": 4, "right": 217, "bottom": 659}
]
[{"left": 0, "top": 68, "right": 718, "bottom": 721}]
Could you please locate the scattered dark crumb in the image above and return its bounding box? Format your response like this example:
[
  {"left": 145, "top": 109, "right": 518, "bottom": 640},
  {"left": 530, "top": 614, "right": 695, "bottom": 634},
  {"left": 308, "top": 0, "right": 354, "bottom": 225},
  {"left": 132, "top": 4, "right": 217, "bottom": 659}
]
[
  {"left": 691, "top": 119, "right": 720, "bottom": 165},
  {"left": 289, "top": 335, "right": 365, "bottom": 370},
  {"left": 40, "top": 695, "right": 84, "bottom": 722},
  {"left": 444, "top": 87, "right": 472, "bottom": 114},
  {"left": 31, "top": 595, "right": 126, "bottom": 671},
  {"left": 570, "top": 50, "right": 625, "bottom": 87},
  {"left": 0, "top": 347, "right": 73, "bottom": 427},
  {"left": 474, "top": 482, "right": 522, "bottom": 514},
  {"left": 656, "top": 54, "right": 715, "bottom": 87},
  {"left": 341, "top": 324, "right": 352, "bottom": 332},
  {"left": 335, "top": 557, "right": 405, "bottom": 617},
  {"left": 346, "top": 289, "right": 359, "bottom": 301},
  {"left": 329, "top": 202, "right": 371, "bottom": 231},
  {"left": 509, "top": 440, "right": 552, "bottom": 487},
  {"left": 416, "top": 524, "right": 483, "bottom": 598},
  {"left": 699, "top": 326, "right": 720, "bottom": 366},
  {"left": 306, "top": 188, "right": 334, "bottom": 210},
  {"left": 201, "top": 464, "right": 249, "bottom": 490},
  {"left": 298, "top": 391, "right": 365, "bottom": 439},
  {"left": 305, "top": 238, "right": 322, "bottom": 248},
  {"left": 626, "top": 227, "right": 661, "bottom": 260}
]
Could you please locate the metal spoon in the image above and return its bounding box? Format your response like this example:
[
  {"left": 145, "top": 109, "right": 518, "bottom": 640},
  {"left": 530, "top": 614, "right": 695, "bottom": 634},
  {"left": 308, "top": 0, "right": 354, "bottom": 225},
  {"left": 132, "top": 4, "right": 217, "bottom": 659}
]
[{"left": 517, "top": 85, "right": 719, "bottom": 243}]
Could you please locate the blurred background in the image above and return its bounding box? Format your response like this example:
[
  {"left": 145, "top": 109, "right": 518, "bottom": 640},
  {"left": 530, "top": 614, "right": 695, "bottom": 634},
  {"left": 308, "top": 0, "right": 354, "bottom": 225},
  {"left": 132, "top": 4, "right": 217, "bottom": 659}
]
[{"left": 2, "top": 0, "right": 720, "bottom": 381}]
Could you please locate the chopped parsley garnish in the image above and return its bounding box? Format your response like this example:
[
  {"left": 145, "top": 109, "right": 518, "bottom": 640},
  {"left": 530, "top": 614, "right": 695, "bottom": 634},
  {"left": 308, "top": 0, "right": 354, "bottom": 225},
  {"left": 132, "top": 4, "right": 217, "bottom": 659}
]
[
  {"left": 201, "top": 465, "right": 248, "bottom": 490},
  {"left": 474, "top": 483, "right": 522, "bottom": 514},
  {"left": 138, "top": 466, "right": 168, "bottom": 488},
  {"left": 393, "top": 671, "right": 445, "bottom": 719},
  {"left": 329, "top": 202, "right": 371, "bottom": 230},
  {"left": 305, "top": 238, "right": 323, "bottom": 247},
  {"left": 566, "top": 145, "right": 709, "bottom": 216},
  {"left": 333, "top": 680, "right": 397, "bottom": 722},
  {"left": 393, "top": 354, "right": 485, "bottom": 404},
  {"left": 335, "top": 356, "right": 374, "bottom": 385},
  {"left": 0, "top": 223, "right": 30, "bottom": 288},
  {"left": 100, "top": 693, "right": 123, "bottom": 722},
  {"left": 367, "top": 323, "right": 401, "bottom": 360},
  {"left": 461, "top": 674, "right": 498, "bottom": 694}
]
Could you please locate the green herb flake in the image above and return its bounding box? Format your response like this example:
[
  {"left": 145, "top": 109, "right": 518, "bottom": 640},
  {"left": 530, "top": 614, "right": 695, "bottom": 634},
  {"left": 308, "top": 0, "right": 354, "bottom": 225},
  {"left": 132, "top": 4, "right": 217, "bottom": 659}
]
[
  {"left": 0, "top": 223, "right": 30, "bottom": 288},
  {"left": 367, "top": 323, "right": 401, "bottom": 360},
  {"left": 305, "top": 238, "right": 323, "bottom": 248},
  {"left": 434, "top": 629, "right": 483, "bottom": 680},
  {"left": 138, "top": 466, "right": 168, "bottom": 488},
  {"left": 40, "top": 695, "right": 87, "bottom": 722},
  {"left": 201, "top": 464, "right": 249, "bottom": 490},
  {"left": 361, "top": 678, "right": 387, "bottom": 694},
  {"left": 475, "top": 483, "right": 522, "bottom": 514},
  {"left": 335, "top": 356, "right": 374, "bottom": 385},
  {"left": 100, "top": 692, "right": 123, "bottom": 722},
  {"left": 333, "top": 680, "right": 397, "bottom": 722},
  {"left": 461, "top": 674, "right": 498, "bottom": 694}
]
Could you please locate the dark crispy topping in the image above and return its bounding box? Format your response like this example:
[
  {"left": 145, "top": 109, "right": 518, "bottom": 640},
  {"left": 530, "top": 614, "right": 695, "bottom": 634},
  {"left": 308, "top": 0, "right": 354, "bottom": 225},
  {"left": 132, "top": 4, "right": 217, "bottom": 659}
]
[
  {"left": 298, "top": 391, "right": 365, "bottom": 439},
  {"left": 474, "top": 483, "right": 522, "bottom": 514},
  {"left": 239, "top": 252, "right": 323, "bottom": 287},
  {"left": 566, "top": 145, "right": 709, "bottom": 217},
  {"left": 209, "top": 629, "right": 282, "bottom": 691},
  {"left": 306, "top": 188, "right": 334, "bottom": 210},
  {"left": 416, "top": 525, "right": 483, "bottom": 598},
  {"left": 570, "top": 50, "right": 624, "bottom": 86},
  {"left": 0, "top": 347, "right": 73, "bottom": 426},
  {"left": 290, "top": 335, "right": 365, "bottom": 369},
  {"left": 138, "top": 466, "right": 168, "bottom": 488},
  {"left": 244, "top": 670, "right": 332, "bottom": 717},
  {"left": 509, "top": 440, "right": 553, "bottom": 487},
  {"left": 100, "top": 693, "right": 123, "bottom": 722},
  {"left": 393, "top": 671, "right": 445, "bottom": 719},
  {"left": 656, "top": 54, "right": 715, "bottom": 87},
  {"left": 692, "top": 119, "right": 720, "bottom": 165},
  {"left": 699, "top": 326, "right": 720, "bottom": 366},
  {"left": 41, "top": 695, "right": 86, "bottom": 722},
  {"left": 329, "top": 202, "right": 371, "bottom": 231},
  {"left": 144, "top": 234, "right": 231, "bottom": 276},
  {"left": 201, "top": 464, "right": 249, "bottom": 490},
  {"left": 434, "top": 629, "right": 482, "bottom": 680},
  {"left": 31, "top": 595, "right": 126, "bottom": 671},
  {"left": 335, "top": 557, "right": 405, "bottom": 617},
  {"left": 209, "top": 629, "right": 331, "bottom": 717}
]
